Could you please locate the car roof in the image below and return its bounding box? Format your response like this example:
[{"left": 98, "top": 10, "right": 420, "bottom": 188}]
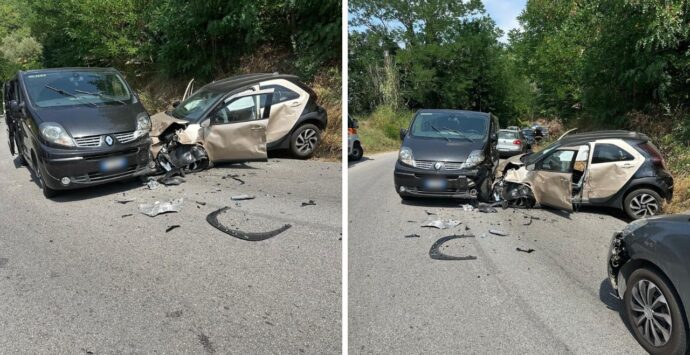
[
  {"left": 20, "top": 67, "right": 120, "bottom": 75},
  {"left": 202, "top": 73, "right": 302, "bottom": 92},
  {"left": 558, "top": 130, "right": 649, "bottom": 145},
  {"left": 416, "top": 109, "right": 491, "bottom": 118}
]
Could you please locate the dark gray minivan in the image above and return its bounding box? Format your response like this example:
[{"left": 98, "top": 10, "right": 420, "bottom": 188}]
[
  {"left": 4, "top": 68, "right": 152, "bottom": 197},
  {"left": 394, "top": 109, "right": 500, "bottom": 201}
]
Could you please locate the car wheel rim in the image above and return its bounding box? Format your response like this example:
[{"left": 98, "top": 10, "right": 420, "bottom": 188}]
[
  {"left": 630, "top": 194, "right": 659, "bottom": 217},
  {"left": 631, "top": 279, "right": 672, "bottom": 347},
  {"left": 296, "top": 129, "right": 318, "bottom": 153}
]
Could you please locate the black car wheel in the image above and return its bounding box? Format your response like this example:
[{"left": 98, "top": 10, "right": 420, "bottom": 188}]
[
  {"left": 290, "top": 123, "right": 321, "bottom": 159},
  {"left": 478, "top": 177, "right": 492, "bottom": 202},
  {"left": 349, "top": 142, "right": 363, "bottom": 161},
  {"left": 624, "top": 267, "right": 688, "bottom": 355},
  {"left": 624, "top": 188, "right": 662, "bottom": 220},
  {"left": 35, "top": 159, "right": 58, "bottom": 198}
]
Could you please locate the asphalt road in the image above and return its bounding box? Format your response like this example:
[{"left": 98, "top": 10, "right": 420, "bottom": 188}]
[
  {"left": 349, "top": 152, "right": 645, "bottom": 354},
  {"left": 0, "top": 123, "right": 341, "bottom": 354}
]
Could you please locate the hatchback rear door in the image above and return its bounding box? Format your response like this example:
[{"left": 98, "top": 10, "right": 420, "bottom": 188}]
[
  {"left": 583, "top": 139, "right": 644, "bottom": 200},
  {"left": 201, "top": 89, "right": 274, "bottom": 162}
]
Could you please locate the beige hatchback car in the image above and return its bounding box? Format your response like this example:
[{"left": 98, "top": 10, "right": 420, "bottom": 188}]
[{"left": 494, "top": 131, "right": 674, "bottom": 220}]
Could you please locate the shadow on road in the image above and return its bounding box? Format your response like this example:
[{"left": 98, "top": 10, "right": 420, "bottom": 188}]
[
  {"left": 599, "top": 278, "right": 637, "bottom": 340},
  {"left": 49, "top": 179, "right": 143, "bottom": 203},
  {"left": 347, "top": 156, "right": 373, "bottom": 168},
  {"left": 400, "top": 197, "right": 475, "bottom": 208}
]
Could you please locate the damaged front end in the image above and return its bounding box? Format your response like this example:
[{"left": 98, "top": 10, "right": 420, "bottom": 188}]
[
  {"left": 150, "top": 112, "right": 209, "bottom": 176},
  {"left": 607, "top": 232, "right": 630, "bottom": 297},
  {"left": 492, "top": 155, "right": 536, "bottom": 208}
]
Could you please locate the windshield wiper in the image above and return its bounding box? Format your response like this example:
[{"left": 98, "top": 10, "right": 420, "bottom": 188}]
[
  {"left": 429, "top": 125, "right": 451, "bottom": 142},
  {"left": 44, "top": 85, "right": 96, "bottom": 107},
  {"left": 438, "top": 127, "right": 474, "bottom": 142},
  {"left": 74, "top": 89, "right": 126, "bottom": 105}
]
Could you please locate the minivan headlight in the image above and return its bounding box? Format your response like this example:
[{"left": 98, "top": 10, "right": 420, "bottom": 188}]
[
  {"left": 399, "top": 146, "right": 414, "bottom": 167},
  {"left": 133, "top": 112, "right": 151, "bottom": 139},
  {"left": 39, "top": 123, "right": 75, "bottom": 147},
  {"left": 460, "top": 150, "right": 485, "bottom": 169}
]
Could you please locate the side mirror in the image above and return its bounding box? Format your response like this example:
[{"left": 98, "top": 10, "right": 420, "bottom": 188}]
[
  {"left": 491, "top": 133, "right": 498, "bottom": 142},
  {"left": 172, "top": 100, "right": 180, "bottom": 108},
  {"left": 200, "top": 119, "right": 210, "bottom": 128},
  {"left": 526, "top": 164, "right": 536, "bottom": 171},
  {"left": 399, "top": 128, "right": 408, "bottom": 140},
  {"left": 9, "top": 100, "right": 19, "bottom": 113}
]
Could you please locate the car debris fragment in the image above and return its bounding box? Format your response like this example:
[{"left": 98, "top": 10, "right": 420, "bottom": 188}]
[
  {"left": 421, "top": 220, "right": 461, "bottom": 229},
  {"left": 206, "top": 207, "right": 291, "bottom": 241},
  {"left": 404, "top": 234, "right": 421, "bottom": 238},
  {"left": 145, "top": 177, "right": 160, "bottom": 190},
  {"left": 461, "top": 204, "right": 474, "bottom": 211},
  {"left": 424, "top": 210, "right": 437, "bottom": 215},
  {"left": 516, "top": 247, "right": 535, "bottom": 253},
  {"left": 165, "top": 225, "right": 181, "bottom": 233},
  {"left": 195, "top": 201, "right": 207, "bottom": 206},
  {"left": 429, "top": 235, "right": 477, "bottom": 261},
  {"left": 488, "top": 229, "right": 509, "bottom": 236},
  {"left": 522, "top": 217, "right": 533, "bottom": 226},
  {"left": 223, "top": 174, "right": 245, "bottom": 185},
  {"left": 121, "top": 214, "right": 133, "bottom": 218},
  {"left": 301, "top": 200, "right": 317, "bottom": 207},
  {"left": 158, "top": 174, "right": 186, "bottom": 186},
  {"left": 231, "top": 194, "right": 255, "bottom": 201},
  {"left": 138, "top": 198, "right": 184, "bottom": 217},
  {"left": 115, "top": 198, "right": 136, "bottom": 204},
  {"left": 477, "top": 203, "right": 497, "bottom": 213}
]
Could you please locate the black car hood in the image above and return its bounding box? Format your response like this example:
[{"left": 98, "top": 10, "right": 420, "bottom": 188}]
[
  {"left": 403, "top": 135, "right": 486, "bottom": 162},
  {"left": 32, "top": 103, "right": 144, "bottom": 138}
]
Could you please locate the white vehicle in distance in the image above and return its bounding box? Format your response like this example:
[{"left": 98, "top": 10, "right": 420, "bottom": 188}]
[{"left": 497, "top": 129, "right": 529, "bottom": 157}]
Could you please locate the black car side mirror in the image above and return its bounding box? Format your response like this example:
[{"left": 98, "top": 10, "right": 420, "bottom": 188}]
[
  {"left": 399, "top": 128, "right": 408, "bottom": 140},
  {"left": 172, "top": 100, "right": 180, "bottom": 108},
  {"left": 9, "top": 100, "right": 20, "bottom": 113},
  {"left": 491, "top": 133, "right": 498, "bottom": 142}
]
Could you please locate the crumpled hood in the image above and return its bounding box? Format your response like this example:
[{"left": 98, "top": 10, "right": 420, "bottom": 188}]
[
  {"left": 33, "top": 103, "right": 144, "bottom": 138},
  {"left": 403, "top": 136, "right": 485, "bottom": 162},
  {"left": 150, "top": 111, "right": 190, "bottom": 137}
]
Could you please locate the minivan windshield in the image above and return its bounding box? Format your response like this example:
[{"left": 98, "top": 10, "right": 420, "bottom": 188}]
[
  {"left": 171, "top": 89, "right": 224, "bottom": 122},
  {"left": 24, "top": 70, "right": 133, "bottom": 108},
  {"left": 410, "top": 111, "right": 488, "bottom": 142}
]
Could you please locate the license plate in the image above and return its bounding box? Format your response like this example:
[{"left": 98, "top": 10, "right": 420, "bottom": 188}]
[
  {"left": 100, "top": 157, "right": 127, "bottom": 172},
  {"left": 424, "top": 178, "right": 447, "bottom": 190}
]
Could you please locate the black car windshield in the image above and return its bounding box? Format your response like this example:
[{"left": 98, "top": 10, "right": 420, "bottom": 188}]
[
  {"left": 410, "top": 111, "right": 488, "bottom": 141},
  {"left": 171, "top": 89, "right": 224, "bottom": 122},
  {"left": 24, "top": 70, "right": 132, "bottom": 108},
  {"left": 522, "top": 140, "right": 561, "bottom": 164}
]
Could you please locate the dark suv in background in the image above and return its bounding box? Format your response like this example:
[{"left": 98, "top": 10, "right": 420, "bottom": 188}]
[
  {"left": 4, "top": 67, "right": 152, "bottom": 197},
  {"left": 394, "top": 109, "right": 500, "bottom": 201}
]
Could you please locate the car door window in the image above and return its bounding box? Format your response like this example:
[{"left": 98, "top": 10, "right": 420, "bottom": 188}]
[
  {"left": 261, "top": 84, "right": 299, "bottom": 105},
  {"left": 212, "top": 96, "right": 258, "bottom": 124},
  {"left": 538, "top": 150, "right": 576, "bottom": 173},
  {"left": 592, "top": 143, "right": 634, "bottom": 163}
]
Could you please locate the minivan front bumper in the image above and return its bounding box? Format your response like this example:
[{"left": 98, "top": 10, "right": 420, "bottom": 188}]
[
  {"left": 38, "top": 136, "right": 152, "bottom": 190},
  {"left": 393, "top": 160, "right": 491, "bottom": 199}
]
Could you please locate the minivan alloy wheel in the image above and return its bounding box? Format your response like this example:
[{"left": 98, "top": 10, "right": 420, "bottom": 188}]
[
  {"left": 630, "top": 193, "right": 660, "bottom": 217},
  {"left": 296, "top": 128, "right": 318, "bottom": 154},
  {"left": 631, "top": 279, "right": 673, "bottom": 346}
]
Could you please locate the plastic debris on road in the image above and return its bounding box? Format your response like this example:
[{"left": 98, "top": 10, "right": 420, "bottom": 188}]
[
  {"left": 138, "top": 198, "right": 184, "bottom": 217},
  {"left": 231, "top": 194, "right": 255, "bottom": 201},
  {"left": 421, "top": 219, "right": 461, "bottom": 229}
]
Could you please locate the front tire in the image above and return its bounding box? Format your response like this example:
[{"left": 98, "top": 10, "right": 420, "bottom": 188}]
[
  {"left": 624, "top": 267, "right": 688, "bottom": 355},
  {"left": 624, "top": 188, "right": 662, "bottom": 220},
  {"left": 349, "top": 142, "right": 363, "bottom": 161},
  {"left": 35, "top": 159, "right": 58, "bottom": 198},
  {"left": 290, "top": 123, "right": 321, "bottom": 159}
]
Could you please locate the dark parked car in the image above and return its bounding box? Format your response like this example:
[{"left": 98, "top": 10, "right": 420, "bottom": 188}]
[
  {"left": 521, "top": 127, "right": 536, "bottom": 148},
  {"left": 4, "top": 67, "right": 153, "bottom": 198},
  {"left": 394, "top": 109, "right": 500, "bottom": 201},
  {"left": 608, "top": 215, "right": 690, "bottom": 355}
]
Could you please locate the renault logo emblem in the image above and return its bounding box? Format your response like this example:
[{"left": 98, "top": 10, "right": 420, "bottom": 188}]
[
  {"left": 105, "top": 136, "right": 113, "bottom": 146},
  {"left": 434, "top": 162, "right": 444, "bottom": 170}
]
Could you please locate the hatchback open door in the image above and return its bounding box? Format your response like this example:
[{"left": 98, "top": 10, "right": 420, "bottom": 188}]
[
  {"left": 529, "top": 149, "right": 577, "bottom": 212},
  {"left": 202, "top": 89, "right": 274, "bottom": 163}
]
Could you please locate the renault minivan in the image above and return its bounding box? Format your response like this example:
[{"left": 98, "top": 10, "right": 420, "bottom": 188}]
[
  {"left": 394, "top": 109, "right": 500, "bottom": 201},
  {"left": 4, "top": 68, "right": 152, "bottom": 198}
]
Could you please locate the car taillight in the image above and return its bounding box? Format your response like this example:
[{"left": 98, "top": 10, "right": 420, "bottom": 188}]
[
  {"left": 639, "top": 142, "right": 666, "bottom": 169},
  {"left": 348, "top": 127, "right": 357, "bottom": 135},
  {"left": 513, "top": 139, "right": 521, "bottom": 145}
]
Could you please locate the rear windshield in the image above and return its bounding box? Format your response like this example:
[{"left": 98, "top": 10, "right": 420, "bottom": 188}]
[
  {"left": 410, "top": 111, "right": 488, "bottom": 141},
  {"left": 23, "top": 71, "right": 133, "bottom": 108},
  {"left": 499, "top": 131, "right": 519, "bottom": 139}
]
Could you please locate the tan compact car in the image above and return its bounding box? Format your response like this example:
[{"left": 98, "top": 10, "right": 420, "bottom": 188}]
[
  {"left": 149, "top": 73, "right": 328, "bottom": 173},
  {"left": 494, "top": 131, "right": 674, "bottom": 220}
]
